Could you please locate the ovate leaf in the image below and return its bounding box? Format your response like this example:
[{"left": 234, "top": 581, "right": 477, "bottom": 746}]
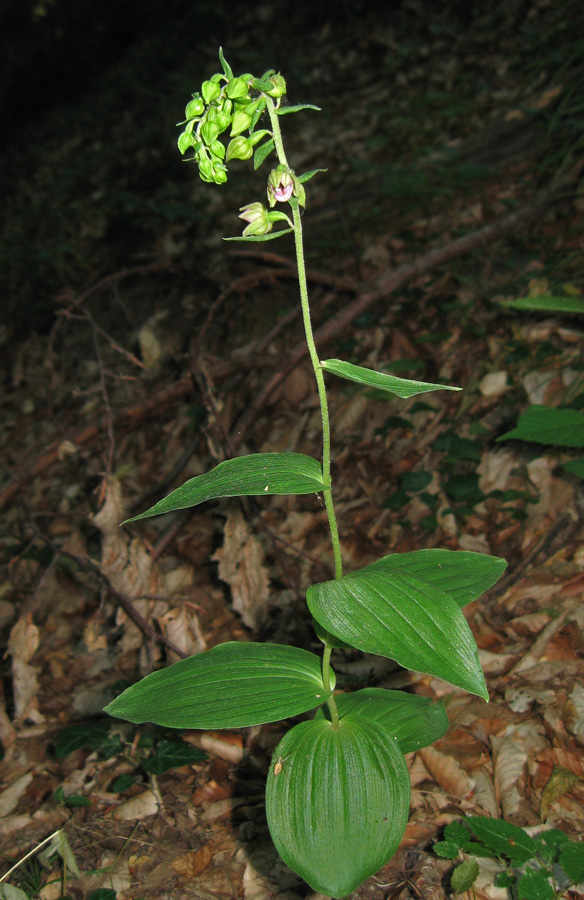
[
  {"left": 307, "top": 565, "right": 487, "bottom": 699},
  {"left": 266, "top": 716, "right": 409, "bottom": 897},
  {"left": 366, "top": 549, "right": 507, "bottom": 608},
  {"left": 434, "top": 840, "right": 460, "bottom": 859},
  {"left": 141, "top": 738, "right": 207, "bottom": 774},
  {"left": 465, "top": 817, "right": 537, "bottom": 865},
  {"left": 315, "top": 687, "right": 449, "bottom": 753},
  {"left": 559, "top": 841, "right": 584, "bottom": 884},
  {"left": 0, "top": 886, "right": 32, "bottom": 900},
  {"left": 498, "top": 406, "right": 584, "bottom": 448},
  {"left": 124, "top": 452, "right": 326, "bottom": 523},
  {"left": 451, "top": 859, "right": 479, "bottom": 894},
  {"left": 105, "top": 642, "right": 333, "bottom": 729},
  {"left": 517, "top": 869, "right": 555, "bottom": 900},
  {"left": 564, "top": 457, "right": 584, "bottom": 479},
  {"left": 321, "top": 358, "right": 461, "bottom": 397}
]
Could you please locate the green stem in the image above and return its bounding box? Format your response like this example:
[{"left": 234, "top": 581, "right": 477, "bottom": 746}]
[
  {"left": 265, "top": 97, "right": 343, "bottom": 581},
  {"left": 322, "top": 644, "right": 339, "bottom": 730}
]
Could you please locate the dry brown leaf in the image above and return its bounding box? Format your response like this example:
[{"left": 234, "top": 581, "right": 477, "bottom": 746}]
[
  {"left": 7, "top": 612, "right": 39, "bottom": 662},
  {"left": 11, "top": 658, "right": 41, "bottom": 722},
  {"left": 213, "top": 510, "right": 270, "bottom": 631},
  {"left": 185, "top": 730, "right": 244, "bottom": 765},
  {"left": 492, "top": 722, "right": 547, "bottom": 818},
  {"left": 157, "top": 603, "right": 207, "bottom": 659},
  {"left": 565, "top": 682, "right": 584, "bottom": 745},
  {"left": 540, "top": 765, "right": 582, "bottom": 820},
  {"left": 0, "top": 772, "right": 34, "bottom": 817},
  {"left": 113, "top": 788, "right": 159, "bottom": 820},
  {"left": 171, "top": 845, "right": 213, "bottom": 880},
  {"left": 418, "top": 745, "right": 475, "bottom": 798}
]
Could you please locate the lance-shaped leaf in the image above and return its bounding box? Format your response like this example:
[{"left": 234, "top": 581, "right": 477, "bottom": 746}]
[
  {"left": 366, "top": 549, "right": 507, "bottom": 608},
  {"left": 105, "top": 642, "right": 333, "bottom": 729},
  {"left": 314, "top": 687, "right": 449, "bottom": 753},
  {"left": 223, "top": 228, "right": 294, "bottom": 243},
  {"left": 266, "top": 716, "right": 410, "bottom": 897},
  {"left": 498, "top": 405, "right": 584, "bottom": 448},
  {"left": 500, "top": 294, "right": 584, "bottom": 315},
  {"left": 275, "top": 103, "right": 321, "bottom": 115},
  {"left": 321, "top": 358, "right": 461, "bottom": 398},
  {"left": 124, "top": 452, "right": 326, "bottom": 523},
  {"left": 307, "top": 566, "right": 487, "bottom": 699}
]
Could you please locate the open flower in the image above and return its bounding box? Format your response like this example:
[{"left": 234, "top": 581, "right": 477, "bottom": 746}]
[{"left": 267, "top": 165, "right": 306, "bottom": 208}]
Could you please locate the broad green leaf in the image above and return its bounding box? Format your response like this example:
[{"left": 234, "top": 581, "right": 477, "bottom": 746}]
[
  {"left": 466, "top": 817, "right": 536, "bottom": 865},
  {"left": 501, "top": 294, "right": 584, "bottom": 315},
  {"left": 124, "top": 452, "right": 325, "bottom": 523},
  {"left": 308, "top": 565, "right": 488, "bottom": 699},
  {"left": 105, "top": 642, "right": 333, "bottom": 729},
  {"left": 366, "top": 549, "right": 507, "bottom": 608},
  {"left": 498, "top": 406, "right": 584, "bottom": 448},
  {"left": 451, "top": 859, "right": 479, "bottom": 894},
  {"left": 517, "top": 869, "right": 555, "bottom": 900},
  {"left": 223, "top": 228, "right": 294, "bottom": 243},
  {"left": 266, "top": 716, "right": 409, "bottom": 897},
  {"left": 560, "top": 841, "right": 584, "bottom": 883},
  {"left": 276, "top": 103, "right": 321, "bottom": 115},
  {"left": 141, "top": 738, "right": 207, "bottom": 774},
  {"left": 564, "top": 457, "right": 584, "bottom": 478},
  {"left": 321, "top": 358, "right": 461, "bottom": 398},
  {"left": 314, "top": 688, "right": 448, "bottom": 753}
]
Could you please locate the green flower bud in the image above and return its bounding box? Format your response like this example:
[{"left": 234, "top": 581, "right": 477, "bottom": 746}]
[
  {"left": 210, "top": 139, "right": 226, "bottom": 160},
  {"left": 226, "top": 76, "right": 249, "bottom": 100},
  {"left": 177, "top": 130, "right": 193, "bottom": 154},
  {"left": 198, "top": 157, "right": 214, "bottom": 182},
  {"left": 230, "top": 107, "right": 253, "bottom": 136},
  {"left": 239, "top": 202, "right": 272, "bottom": 236},
  {"left": 215, "top": 110, "right": 232, "bottom": 133},
  {"left": 266, "top": 73, "right": 286, "bottom": 99},
  {"left": 201, "top": 121, "right": 219, "bottom": 146},
  {"left": 185, "top": 96, "right": 205, "bottom": 119},
  {"left": 226, "top": 135, "right": 253, "bottom": 162},
  {"left": 201, "top": 79, "right": 221, "bottom": 104},
  {"left": 213, "top": 166, "right": 228, "bottom": 184}
]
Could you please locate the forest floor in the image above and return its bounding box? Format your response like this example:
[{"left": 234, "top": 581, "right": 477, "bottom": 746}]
[{"left": 1, "top": 1, "right": 584, "bottom": 898}]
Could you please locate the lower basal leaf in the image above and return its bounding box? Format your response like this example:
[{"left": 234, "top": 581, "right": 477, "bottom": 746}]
[
  {"left": 307, "top": 566, "right": 488, "bottom": 699},
  {"left": 266, "top": 716, "right": 410, "bottom": 897}
]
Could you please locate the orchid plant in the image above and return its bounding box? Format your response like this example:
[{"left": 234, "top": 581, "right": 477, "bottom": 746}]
[{"left": 105, "top": 50, "right": 507, "bottom": 897}]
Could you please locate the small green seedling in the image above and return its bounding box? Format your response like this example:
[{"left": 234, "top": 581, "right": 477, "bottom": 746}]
[
  {"left": 434, "top": 816, "right": 584, "bottom": 900},
  {"left": 104, "top": 50, "right": 508, "bottom": 897}
]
